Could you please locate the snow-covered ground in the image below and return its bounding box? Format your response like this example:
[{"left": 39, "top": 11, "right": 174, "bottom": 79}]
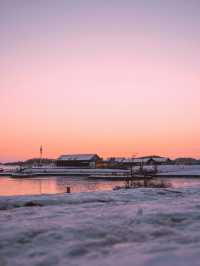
[
  {"left": 133, "top": 165, "right": 200, "bottom": 176},
  {"left": 0, "top": 165, "right": 19, "bottom": 172},
  {"left": 23, "top": 167, "right": 129, "bottom": 175},
  {"left": 21, "top": 165, "right": 200, "bottom": 176},
  {"left": 156, "top": 165, "right": 200, "bottom": 176},
  {"left": 1, "top": 187, "right": 200, "bottom": 266},
  {"left": 2, "top": 164, "right": 200, "bottom": 177}
]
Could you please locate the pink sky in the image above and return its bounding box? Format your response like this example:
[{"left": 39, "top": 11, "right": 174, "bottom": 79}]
[{"left": 0, "top": 1, "right": 200, "bottom": 162}]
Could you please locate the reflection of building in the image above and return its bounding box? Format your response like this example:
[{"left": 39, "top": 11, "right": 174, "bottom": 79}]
[{"left": 56, "top": 154, "right": 102, "bottom": 168}]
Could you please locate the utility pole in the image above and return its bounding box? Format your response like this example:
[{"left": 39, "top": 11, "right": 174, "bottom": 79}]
[{"left": 39, "top": 145, "right": 43, "bottom": 166}]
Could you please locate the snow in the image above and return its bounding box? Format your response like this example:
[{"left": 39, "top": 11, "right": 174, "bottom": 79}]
[
  {"left": 134, "top": 157, "right": 169, "bottom": 164},
  {"left": 108, "top": 157, "right": 170, "bottom": 164},
  {"left": 0, "top": 165, "right": 19, "bottom": 172},
  {"left": 58, "top": 154, "right": 99, "bottom": 161},
  {"left": 1, "top": 187, "right": 200, "bottom": 266},
  {"left": 22, "top": 167, "right": 129, "bottom": 175},
  {"left": 131, "top": 165, "right": 200, "bottom": 176},
  {"left": 157, "top": 165, "right": 200, "bottom": 176}
]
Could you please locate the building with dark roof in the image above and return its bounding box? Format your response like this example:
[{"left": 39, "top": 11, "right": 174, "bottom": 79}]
[{"left": 56, "top": 154, "right": 101, "bottom": 168}]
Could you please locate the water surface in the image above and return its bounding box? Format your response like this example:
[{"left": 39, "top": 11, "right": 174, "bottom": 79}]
[
  {"left": 1, "top": 176, "right": 200, "bottom": 196},
  {"left": 0, "top": 176, "right": 125, "bottom": 196}
]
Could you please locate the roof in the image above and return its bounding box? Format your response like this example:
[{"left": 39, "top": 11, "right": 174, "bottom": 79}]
[
  {"left": 107, "top": 157, "right": 134, "bottom": 163},
  {"left": 57, "top": 154, "right": 99, "bottom": 161},
  {"left": 134, "top": 158, "right": 150, "bottom": 163},
  {"left": 152, "top": 157, "right": 170, "bottom": 163},
  {"left": 135, "top": 157, "right": 170, "bottom": 163},
  {"left": 108, "top": 157, "right": 170, "bottom": 164}
]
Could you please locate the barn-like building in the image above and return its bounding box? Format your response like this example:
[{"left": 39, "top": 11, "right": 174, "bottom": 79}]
[{"left": 56, "top": 154, "right": 102, "bottom": 168}]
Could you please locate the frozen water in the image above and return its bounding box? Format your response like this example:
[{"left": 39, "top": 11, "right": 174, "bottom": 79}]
[{"left": 1, "top": 188, "right": 200, "bottom": 265}]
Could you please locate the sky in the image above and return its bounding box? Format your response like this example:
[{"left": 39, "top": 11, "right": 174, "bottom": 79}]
[{"left": 0, "top": 0, "right": 200, "bottom": 162}]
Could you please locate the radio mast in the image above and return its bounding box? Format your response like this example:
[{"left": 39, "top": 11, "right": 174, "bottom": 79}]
[{"left": 39, "top": 145, "right": 43, "bottom": 166}]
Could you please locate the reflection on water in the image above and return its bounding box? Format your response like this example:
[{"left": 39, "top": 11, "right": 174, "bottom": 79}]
[
  {"left": 0, "top": 176, "right": 125, "bottom": 196},
  {"left": 1, "top": 176, "right": 200, "bottom": 196}
]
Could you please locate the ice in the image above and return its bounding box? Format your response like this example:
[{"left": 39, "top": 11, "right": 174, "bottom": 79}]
[{"left": 1, "top": 188, "right": 200, "bottom": 265}]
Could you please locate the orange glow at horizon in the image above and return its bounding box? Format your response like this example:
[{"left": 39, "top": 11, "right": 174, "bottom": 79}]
[{"left": 1, "top": 1, "right": 200, "bottom": 162}]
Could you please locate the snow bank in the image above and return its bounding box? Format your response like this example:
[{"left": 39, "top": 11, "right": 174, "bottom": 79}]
[
  {"left": 24, "top": 167, "right": 129, "bottom": 174},
  {"left": 0, "top": 165, "right": 19, "bottom": 172},
  {"left": 1, "top": 188, "right": 200, "bottom": 266},
  {"left": 156, "top": 165, "right": 200, "bottom": 176}
]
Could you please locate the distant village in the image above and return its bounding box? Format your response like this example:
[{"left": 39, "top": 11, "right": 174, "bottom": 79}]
[{"left": 2, "top": 154, "right": 200, "bottom": 169}]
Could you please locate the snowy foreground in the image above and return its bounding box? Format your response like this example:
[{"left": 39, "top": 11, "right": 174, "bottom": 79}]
[{"left": 1, "top": 188, "right": 200, "bottom": 266}]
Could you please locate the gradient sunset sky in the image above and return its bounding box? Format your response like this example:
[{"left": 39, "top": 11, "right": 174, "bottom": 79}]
[{"left": 0, "top": 0, "right": 200, "bottom": 162}]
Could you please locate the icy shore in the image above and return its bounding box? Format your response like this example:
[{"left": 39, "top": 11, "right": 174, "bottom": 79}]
[{"left": 1, "top": 188, "right": 200, "bottom": 266}]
